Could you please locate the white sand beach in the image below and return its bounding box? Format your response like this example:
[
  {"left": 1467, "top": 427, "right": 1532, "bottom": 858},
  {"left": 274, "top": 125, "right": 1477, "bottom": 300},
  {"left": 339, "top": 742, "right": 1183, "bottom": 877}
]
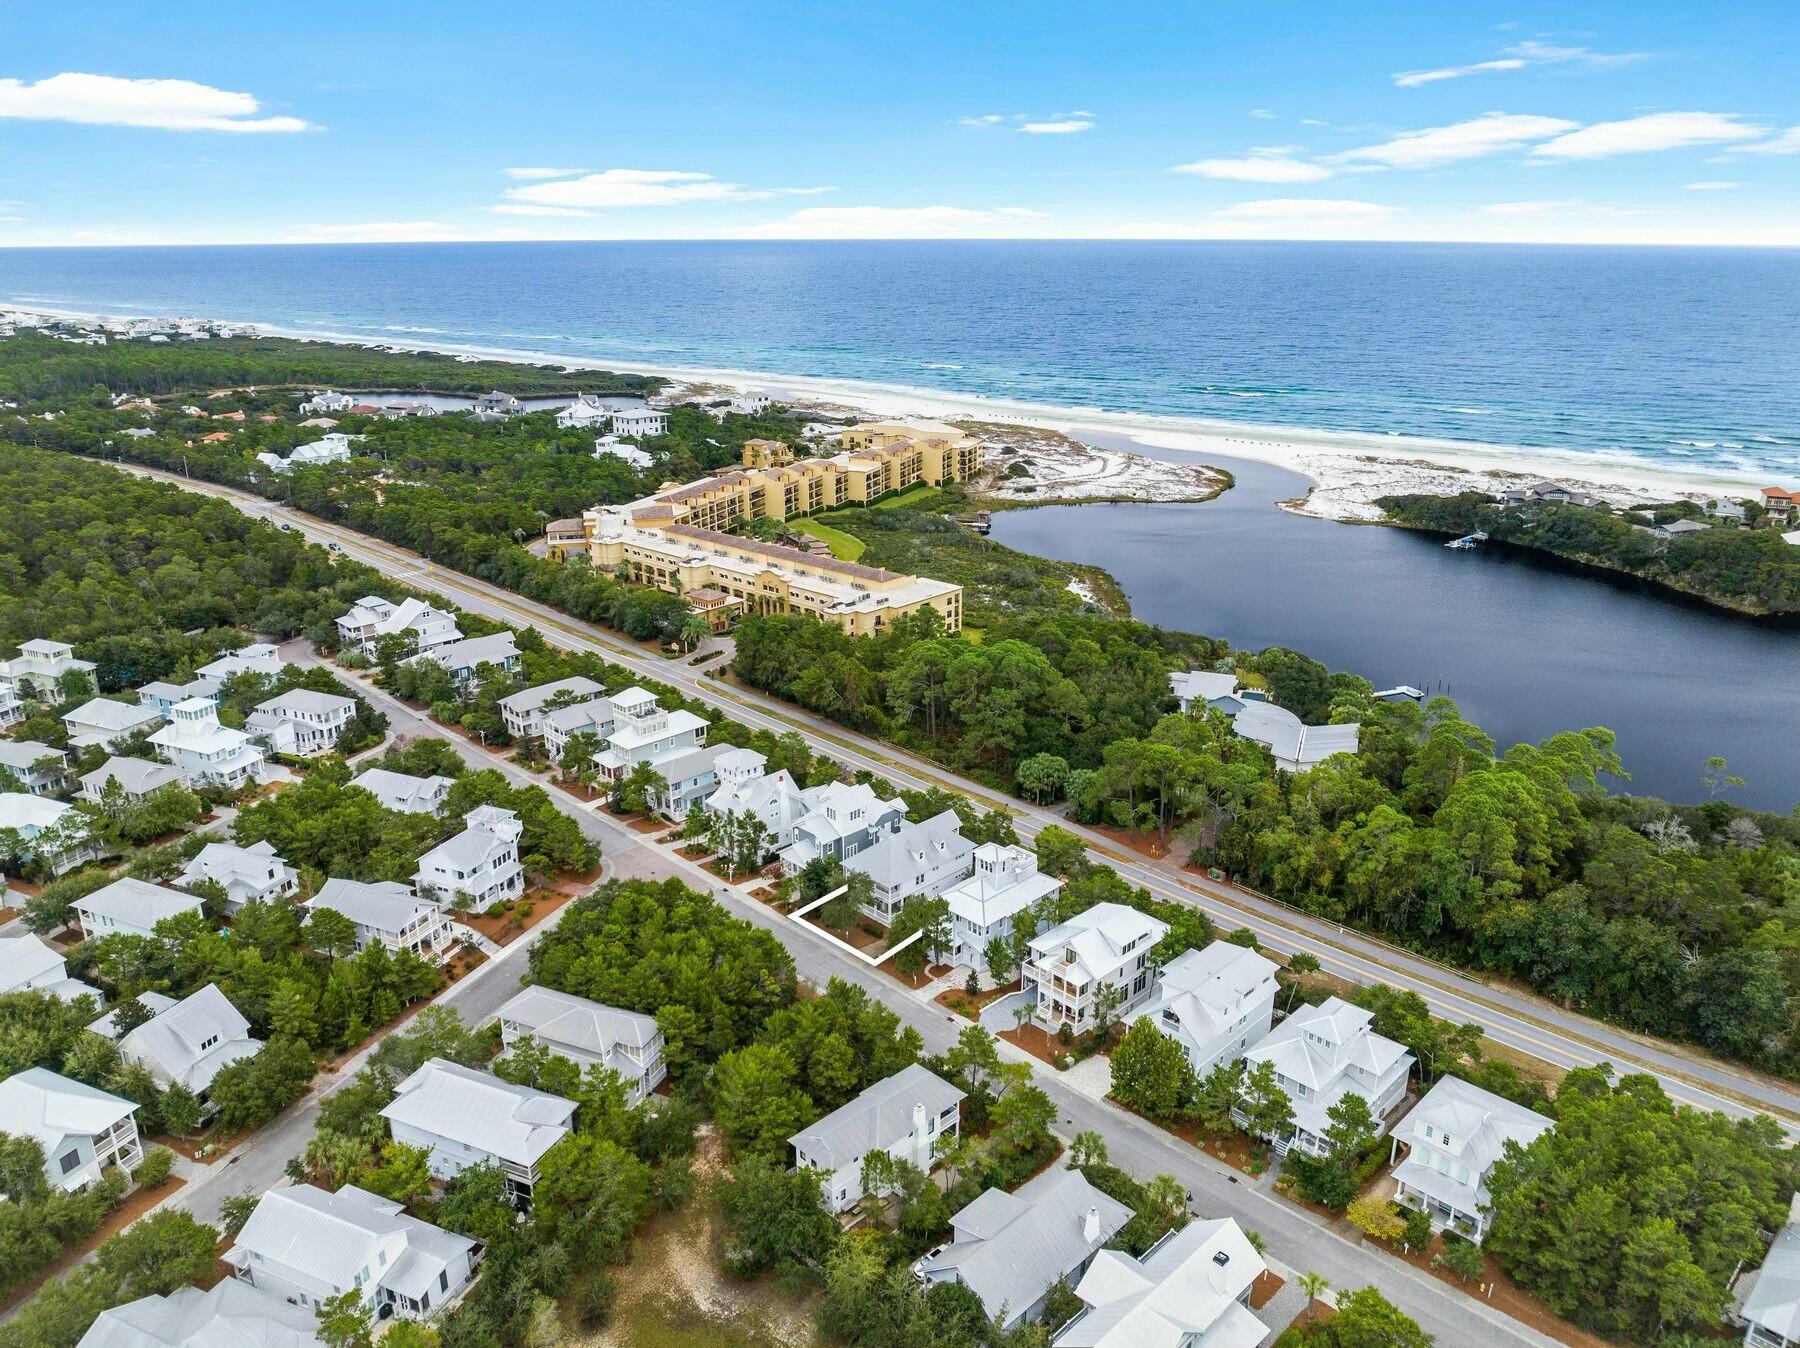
[{"left": 6, "top": 304, "right": 1779, "bottom": 521}]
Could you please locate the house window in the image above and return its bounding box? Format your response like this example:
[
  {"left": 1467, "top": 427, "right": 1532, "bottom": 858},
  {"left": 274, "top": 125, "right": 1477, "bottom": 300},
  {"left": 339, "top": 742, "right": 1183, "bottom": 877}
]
[
  {"left": 59, "top": 1149, "right": 81, "bottom": 1174},
  {"left": 440, "top": 1270, "right": 449, "bottom": 1292}
]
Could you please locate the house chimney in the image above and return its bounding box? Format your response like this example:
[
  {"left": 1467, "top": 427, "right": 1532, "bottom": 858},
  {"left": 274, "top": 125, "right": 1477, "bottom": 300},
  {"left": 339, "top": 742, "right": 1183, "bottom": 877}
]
[
  {"left": 1083, "top": 1206, "right": 1101, "bottom": 1243},
  {"left": 913, "top": 1101, "right": 930, "bottom": 1167}
]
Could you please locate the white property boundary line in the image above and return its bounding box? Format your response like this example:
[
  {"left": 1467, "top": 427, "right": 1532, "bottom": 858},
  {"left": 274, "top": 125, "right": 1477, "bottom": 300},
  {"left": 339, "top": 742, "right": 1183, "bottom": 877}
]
[{"left": 788, "top": 883, "right": 925, "bottom": 968}]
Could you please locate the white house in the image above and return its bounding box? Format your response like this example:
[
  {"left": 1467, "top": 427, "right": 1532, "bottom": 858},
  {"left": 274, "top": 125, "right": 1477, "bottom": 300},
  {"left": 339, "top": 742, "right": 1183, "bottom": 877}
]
[
  {"left": 195, "top": 643, "right": 284, "bottom": 683},
  {"left": 420, "top": 632, "right": 521, "bottom": 686},
  {"left": 0, "top": 794, "right": 107, "bottom": 875},
  {"left": 645, "top": 743, "right": 743, "bottom": 821},
  {"left": 473, "top": 390, "right": 521, "bottom": 417},
  {"left": 844, "top": 809, "right": 974, "bottom": 925},
  {"left": 299, "top": 390, "right": 358, "bottom": 414},
  {"left": 941, "top": 843, "right": 1062, "bottom": 972},
  {"left": 0, "top": 740, "right": 71, "bottom": 795},
  {"left": 79, "top": 1280, "right": 323, "bottom": 1348},
  {"left": 539, "top": 697, "right": 618, "bottom": 762},
  {"left": 414, "top": 805, "right": 524, "bottom": 906},
  {"left": 1054, "top": 1217, "right": 1269, "bottom": 1348},
  {"left": 790, "top": 1063, "right": 965, "bottom": 1213},
  {"left": 495, "top": 986, "right": 667, "bottom": 1104},
  {"left": 1169, "top": 669, "right": 1241, "bottom": 714},
  {"left": 0, "top": 931, "right": 102, "bottom": 1002},
  {"left": 0, "top": 1068, "right": 143, "bottom": 1191},
  {"left": 497, "top": 677, "right": 607, "bottom": 741},
  {"left": 381, "top": 1058, "right": 576, "bottom": 1203},
  {"left": 94, "top": 984, "right": 262, "bottom": 1107},
  {"left": 610, "top": 407, "right": 668, "bottom": 439},
  {"left": 307, "top": 879, "right": 455, "bottom": 961},
  {"left": 63, "top": 698, "right": 163, "bottom": 750},
  {"left": 778, "top": 781, "right": 907, "bottom": 875},
  {"left": 593, "top": 434, "right": 652, "bottom": 468},
  {"left": 555, "top": 394, "right": 610, "bottom": 429},
  {"left": 247, "top": 688, "right": 356, "bottom": 757},
  {"left": 350, "top": 767, "right": 453, "bottom": 815},
  {"left": 1171, "top": 676, "right": 1360, "bottom": 773},
  {"left": 913, "top": 1167, "right": 1133, "bottom": 1330},
  {"left": 77, "top": 756, "right": 183, "bottom": 805},
  {"left": 1024, "top": 903, "right": 1169, "bottom": 1035},
  {"left": 703, "top": 752, "right": 812, "bottom": 853},
  {"left": 74, "top": 877, "right": 205, "bottom": 939},
  {"left": 335, "top": 596, "right": 462, "bottom": 655},
  {"left": 591, "top": 687, "right": 708, "bottom": 781},
  {"left": 0, "top": 639, "right": 96, "bottom": 700},
  {"left": 1389, "top": 1075, "right": 1552, "bottom": 1242},
  {"left": 135, "top": 677, "right": 220, "bottom": 717},
  {"left": 224, "top": 1183, "right": 479, "bottom": 1320},
  {"left": 1739, "top": 1195, "right": 1800, "bottom": 1348},
  {"left": 258, "top": 435, "right": 355, "bottom": 473},
  {"left": 0, "top": 680, "right": 19, "bottom": 728},
  {"left": 149, "top": 697, "right": 267, "bottom": 790},
  {"left": 1134, "top": 941, "right": 1281, "bottom": 1080},
  {"left": 177, "top": 840, "right": 298, "bottom": 915},
  {"left": 1238, "top": 996, "right": 1414, "bottom": 1157}
]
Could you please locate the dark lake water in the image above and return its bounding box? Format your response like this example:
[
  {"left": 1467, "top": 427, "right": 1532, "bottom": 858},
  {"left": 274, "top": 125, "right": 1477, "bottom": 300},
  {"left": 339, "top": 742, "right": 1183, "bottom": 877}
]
[{"left": 990, "top": 444, "right": 1799, "bottom": 810}]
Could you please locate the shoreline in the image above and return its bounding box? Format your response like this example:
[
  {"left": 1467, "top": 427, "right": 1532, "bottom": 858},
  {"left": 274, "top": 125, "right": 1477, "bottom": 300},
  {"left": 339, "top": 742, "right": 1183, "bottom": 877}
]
[{"left": 4, "top": 302, "right": 1781, "bottom": 520}]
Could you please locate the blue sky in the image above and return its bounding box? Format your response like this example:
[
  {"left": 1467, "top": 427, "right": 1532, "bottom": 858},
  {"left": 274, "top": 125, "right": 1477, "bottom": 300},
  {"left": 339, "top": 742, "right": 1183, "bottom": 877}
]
[{"left": 2, "top": 0, "right": 1798, "bottom": 246}]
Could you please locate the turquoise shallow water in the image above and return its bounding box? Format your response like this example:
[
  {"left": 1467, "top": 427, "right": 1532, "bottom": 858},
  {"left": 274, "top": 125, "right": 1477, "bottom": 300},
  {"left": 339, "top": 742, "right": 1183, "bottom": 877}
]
[{"left": 2, "top": 239, "right": 1798, "bottom": 478}]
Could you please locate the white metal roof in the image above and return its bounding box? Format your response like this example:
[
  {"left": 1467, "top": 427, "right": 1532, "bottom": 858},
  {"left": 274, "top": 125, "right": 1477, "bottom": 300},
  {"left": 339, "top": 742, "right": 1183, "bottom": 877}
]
[
  {"left": 307, "top": 878, "right": 432, "bottom": 935},
  {"left": 349, "top": 768, "right": 452, "bottom": 814},
  {"left": 1027, "top": 902, "right": 1170, "bottom": 983},
  {"left": 381, "top": 1058, "right": 575, "bottom": 1166},
  {"left": 0, "top": 1067, "right": 136, "bottom": 1157},
  {"left": 1058, "top": 1218, "right": 1267, "bottom": 1348},
  {"left": 78, "top": 1277, "right": 322, "bottom": 1348},
  {"left": 790, "top": 1063, "right": 964, "bottom": 1171},
  {"left": 110, "top": 984, "right": 262, "bottom": 1094},
  {"left": 497, "top": 986, "right": 660, "bottom": 1057},
  {"left": 76, "top": 877, "right": 205, "bottom": 932}
]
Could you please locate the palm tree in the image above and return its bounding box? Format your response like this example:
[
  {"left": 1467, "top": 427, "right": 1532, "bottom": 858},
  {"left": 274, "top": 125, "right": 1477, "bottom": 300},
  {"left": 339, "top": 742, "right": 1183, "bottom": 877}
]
[
  {"left": 1297, "top": 1271, "right": 1330, "bottom": 1322},
  {"left": 680, "top": 616, "right": 713, "bottom": 652}
]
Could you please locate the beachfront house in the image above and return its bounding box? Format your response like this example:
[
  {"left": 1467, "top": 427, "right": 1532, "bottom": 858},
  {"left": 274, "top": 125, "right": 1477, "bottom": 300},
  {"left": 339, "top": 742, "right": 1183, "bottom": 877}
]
[
  {"left": 149, "top": 697, "right": 267, "bottom": 790},
  {"left": 0, "top": 930, "right": 102, "bottom": 1002},
  {"left": 1759, "top": 487, "right": 1797, "bottom": 523},
  {"left": 1388, "top": 1075, "right": 1552, "bottom": 1243},
  {"left": 419, "top": 632, "right": 520, "bottom": 686},
  {"left": 1738, "top": 1195, "right": 1800, "bottom": 1348},
  {"left": 843, "top": 809, "right": 974, "bottom": 925},
  {"left": 0, "top": 740, "right": 71, "bottom": 795},
  {"left": 307, "top": 878, "right": 455, "bottom": 961},
  {"left": 79, "top": 1280, "right": 323, "bottom": 1348},
  {"left": 777, "top": 781, "right": 907, "bottom": 875},
  {"left": 497, "top": 676, "right": 607, "bottom": 741},
  {"left": 414, "top": 805, "right": 524, "bottom": 907},
  {"left": 350, "top": 767, "right": 453, "bottom": 815},
  {"left": 702, "top": 752, "right": 812, "bottom": 854},
  {"left": 335, "top": 596, "right": 462, "bottom": 656},
  {"left": 62, "top": 698, "right": 162, "bottom": 751},
  {"left": 381, "top": 1058, "right": 576, "bottom": 1204},
  {"left": 1134, "top": 940, "right": 1281, "bottom": 1080},
  {"left": 136, "top": 677, "right": 220, "bottom": 717},
  {"left": 1500, "top": 480, "right": 1602, "bottom": 509},
  {"left": 225, "top": 1183, "right": 479, "bottom": 1319},
  {"left": 913, "top": 1168, "right": 1132, "bottom": 1331},
  {"left": 1237, "top": 996, "right": 1414, "bottom": 1157},
  {"left": 1053, "top": 1216, "right": 1269, "bottom": 1348},
  {"left": 195, "top": 643, "right": 285, "bottom": 683},
  {"left": 590, "top": 687, "right": 708, "bottom": 782},
  {"left": 1024, "top": 902, "right": 1169, "bottom": 1036},
  {"left": 0, "top": 794, "right": 107, "bottom": 875},
  {"left": 92, "top": 984, "right": 262, "bottom": 1110},
  {"left": 790, "top": 1064, "right": 965, "bottom": 1213},
  {"left": 0, "top": 1069, "right": 143, "bottom": 1192},
  {"left": 495, "top": 986, "right": 667, "bottom": 1104},
  {"left": 177, "top": 839, "right": 298, "bottom": 915},
  {"left": 247, "top": 688, "right": 356, "bottom": 757},
  {"left": 77, "top": 756, "right": 182, "bottom": 805},
  {"left": 609, "top": 407, "right": 668, "bottom": 439},
  {"left": 0, "top": 639, "right": 96, "bottom": 701},
  {"left": 940, "top": 842, "right": 1061, "bottom": 972},
  {"left": 74, "top": 877, "right": 205, "bottom": 939}
]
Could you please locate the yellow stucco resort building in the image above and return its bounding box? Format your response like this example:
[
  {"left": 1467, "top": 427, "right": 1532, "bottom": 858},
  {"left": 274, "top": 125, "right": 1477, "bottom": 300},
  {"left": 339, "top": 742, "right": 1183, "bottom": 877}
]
[{"left": 546, "top": 420, "right": 984, "bottom": 636}]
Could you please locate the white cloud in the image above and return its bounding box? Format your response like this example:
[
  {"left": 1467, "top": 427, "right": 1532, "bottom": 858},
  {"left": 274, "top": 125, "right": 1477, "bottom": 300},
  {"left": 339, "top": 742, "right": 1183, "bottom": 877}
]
[
  {"left": 737, "top": 205, "right": 1048, "bottom": 238},
  {"left": 1018, "top": 118, "right": 1092, "bottom": 134},
  {"left": 958, "top": 114, "right": 1004, "bottom": 126},
  {"left": 501, "top": 167, "right": 587, "bottom": 180},
  {"left": 1249, "top": 108, "right": 1275, "bottom": 119},
  {"left": 1683, "top": 180, "right": 1740, "bottom": 191},
  {"left": 286, "top": 221, "right": 459, "bottom": 243},
  {"left": 1533, "top": 111, "right": 1764, "bottom": 159},
  {"left": 1213, "top": 198, "right": 1395, "bottom": 219},
  {"left": 1299, "top": 118, "right": 1329, "bottom": 127},
  {"left": 1393, "top": 59, "right": 1527, "bottom": 89},
  {"left": 1727, "top": 125, "right": 1800, "bottom": 156},
  {"left": 1172, "top": 154, "right": 1333, "bottom": 183},
  {"left": 0, "top": 73, "right": 311, "bottom": 132},
  {"left": 504, "top": 168, "right": 826, "bottom": 212},
  {"left": 1337, "top": 113, "right": 1579, "bottom": 168}
]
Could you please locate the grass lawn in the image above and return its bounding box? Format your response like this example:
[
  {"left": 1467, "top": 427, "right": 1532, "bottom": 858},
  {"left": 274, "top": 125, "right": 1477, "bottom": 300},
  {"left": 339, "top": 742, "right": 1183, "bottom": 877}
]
[
  {"left": 793, "top": 518, "right": 866, "bottom": 561},
  {"left": 871, "top": 483, "right": 942, "bottom": 510}
]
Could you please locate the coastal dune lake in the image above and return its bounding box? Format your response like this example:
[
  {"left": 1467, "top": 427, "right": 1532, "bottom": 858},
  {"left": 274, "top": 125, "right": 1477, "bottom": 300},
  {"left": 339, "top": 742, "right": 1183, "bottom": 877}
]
[{"left": 992, "top": 447, "right": 1799, "bottom": 810}]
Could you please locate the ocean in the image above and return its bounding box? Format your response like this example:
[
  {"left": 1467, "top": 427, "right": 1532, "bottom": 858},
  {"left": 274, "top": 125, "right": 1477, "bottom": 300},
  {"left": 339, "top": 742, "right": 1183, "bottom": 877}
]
[{"left": 3, "top": 239, "right": 1799, "bottom": 479}]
